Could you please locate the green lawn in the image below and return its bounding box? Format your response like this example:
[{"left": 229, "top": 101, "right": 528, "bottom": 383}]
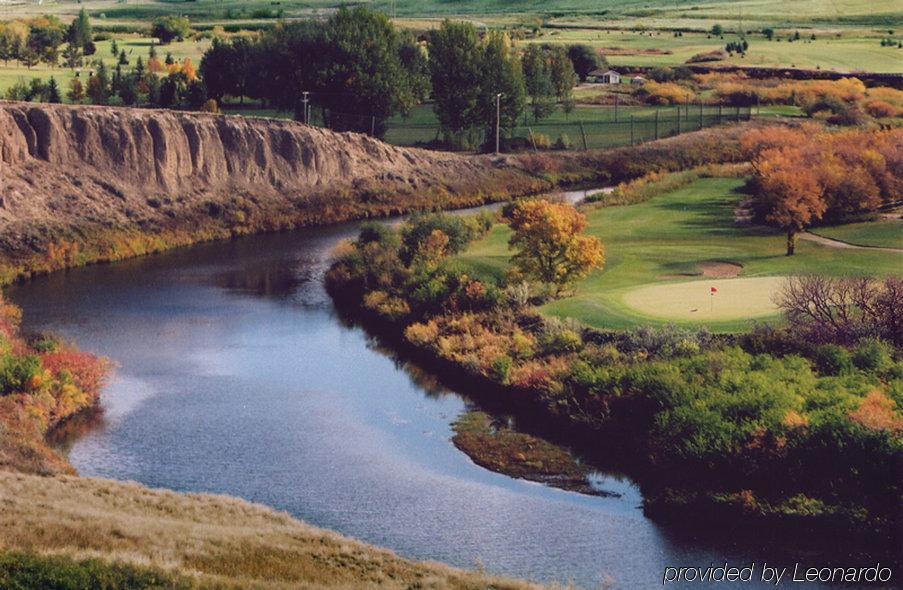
[
  {"left": 383, "top": 102, "right": 746, "bottom": 148},
  {"left": 456, "top": 177, "right": 902, "bottom": 332},
  {"left": 812, "top": 219, "right": 903, "bottom": 249}
]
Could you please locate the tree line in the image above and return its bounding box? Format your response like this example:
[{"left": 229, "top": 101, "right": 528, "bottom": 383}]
[
  {"left": 2, "top": 7, "right": 608, "bottom": 148},
  {"left": 200, "top": 7, "right": 604, "bottom": 147}
]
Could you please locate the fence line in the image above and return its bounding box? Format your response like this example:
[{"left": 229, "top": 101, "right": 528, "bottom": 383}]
[{"left": 230, "top": 102, "right": 754, "bottom": 152}]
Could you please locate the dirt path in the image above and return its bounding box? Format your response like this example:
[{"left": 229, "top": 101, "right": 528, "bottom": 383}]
[{"left": 800, "top": 232, "right": 903, "bottom": 253}]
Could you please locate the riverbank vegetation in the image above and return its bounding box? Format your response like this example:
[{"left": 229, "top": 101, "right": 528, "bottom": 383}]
[
  {"left": 325, "top": 125, "right": 902, "bottom": 542},
  {"left": 0, "top": 294, "right": 108, "bottom": 475}
]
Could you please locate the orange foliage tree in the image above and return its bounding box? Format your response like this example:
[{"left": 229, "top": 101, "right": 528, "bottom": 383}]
[
  {"left": 745, "top": 126, "right": 903, "bottom": 254},
  {"left": 506, "top": 200, "right": 604, "bottom": 295}
]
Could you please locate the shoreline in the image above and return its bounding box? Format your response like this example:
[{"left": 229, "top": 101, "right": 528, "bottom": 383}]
[{"left": 324, "top": 231, "right": 901, "bottom": 560}]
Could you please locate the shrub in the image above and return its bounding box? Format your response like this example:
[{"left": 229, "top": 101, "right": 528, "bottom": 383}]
[
  {"left": 405, "top": 321, "right": 439, "bottom": 346},
  {"left": 863, "top": 100, "right": 899, "bottom": 118},
  {"left": 0, "top": 353, "right": 41, "bottom": 396},
  {"left": 554, "top": 133, "right": 572, "bottom": 150},
  {"left": 826, "top": 106, "right": 869, "bottom": 126},
  {"left": 531, "top": 132, "right": 551, "bottom": 149},
  {"left": 814, "top": 344, "right": 853, "bottom": 375},
  {"left": 490, "top": 354, "right": 513, "bottom": 383},
  {"left": 851, "top": 339, "right": 893, "bottom": 374}
]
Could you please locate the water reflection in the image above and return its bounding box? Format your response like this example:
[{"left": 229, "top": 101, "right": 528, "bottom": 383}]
[{"left": 8, "top": 221, "right": 852, "bottom": 590}]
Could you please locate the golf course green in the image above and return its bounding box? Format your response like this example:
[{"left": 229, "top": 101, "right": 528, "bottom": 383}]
[{"left": 456, "top": 176, "right": 902, "bottom": 332}]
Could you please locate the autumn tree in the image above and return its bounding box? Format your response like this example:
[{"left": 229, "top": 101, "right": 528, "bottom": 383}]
[
  {"left": 67, "top": 77, "right": 84, "bottom": 102},
  {"left": 745, "top": 126, "right": 901, "bottom": 254},
  {"left": 506, "top": 200, "right": 604, "bottom": 295},
  {"left": 751, "top": 144, "right": 826, "bottom": 255}
]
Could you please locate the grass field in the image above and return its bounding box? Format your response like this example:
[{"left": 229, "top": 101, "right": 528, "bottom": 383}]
[
  {"left": 0, "top": 0, "right": 897, "bottom": 75},
  {"left": 812, "top": 219, "right": 903, "bottom": 249},
  {"left": 524, "top": 28, "right": 903, "bottom": 73},
  {"left": 456, "top": 177, "right": 902, "bottom": 331},
  {"left": 0, "top": 36, "right": 211, "bottom": 99}
]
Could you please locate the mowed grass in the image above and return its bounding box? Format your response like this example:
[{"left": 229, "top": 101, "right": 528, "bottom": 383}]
[
  {"left": 622, "top": 276, "right": 784, "bottom": 321},
  {"left": 456, "top": 177, "right": 903, "bottom": 332},
  {"left": 812, "top": 219, "right": 903, "bottom": 249},
  {"left": 383, "top": 102, "right": 743, "bottom": 148}
]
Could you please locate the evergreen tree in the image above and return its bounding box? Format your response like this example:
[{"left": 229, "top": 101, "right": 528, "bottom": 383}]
[
  {"left": 46, "top": 77, "right": 61, "bottom": 103},
  {"left": 67, "top": 8, "right": 93, "bottom": 52}
]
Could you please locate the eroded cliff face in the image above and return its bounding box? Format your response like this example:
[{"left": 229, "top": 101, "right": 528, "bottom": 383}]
[{"left": 0, "top": 102, "right": 541, "bottom": 270}]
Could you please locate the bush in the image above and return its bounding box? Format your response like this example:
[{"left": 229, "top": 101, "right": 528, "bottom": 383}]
[
  {"left": 851, "top": 339, "right": 893, "bottom": 374},
  {"left": 0, "top": 353, "right": 41, "bottom": 395},
  {"left": 531, "top": 132, "right": 551, "bottom": 149},
  {"left": 539, "top": 317, "right": 584, "bottom": 354},
  {"left": 554, "top": 133, "right": 572, "bottom": 150},
  {"left": 826, "top": 106, "right": 869, "bottom": 126},
  {"left": 814, "top": 344, "right": 853, "bottom": 375},
  {"left": 863, "top": 99, "right": 899, "bottom": 118},
  {"left": 490, "top": 354, "right": 513, "bottom": 383}
]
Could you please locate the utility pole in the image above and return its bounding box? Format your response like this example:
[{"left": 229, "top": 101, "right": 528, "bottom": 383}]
[
  {"left": 495, "top": 93, "right": 502, "bottom": 155},
  {"left": 301, "top": 91, "right": 310, "bottom": 124}
]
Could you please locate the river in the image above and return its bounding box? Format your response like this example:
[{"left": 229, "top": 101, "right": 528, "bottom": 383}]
[{"left": 8, "top": 195, "right": 848, "bottom": 589}]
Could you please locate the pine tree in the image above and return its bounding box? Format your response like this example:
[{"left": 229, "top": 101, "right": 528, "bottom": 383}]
[{"left": 46, "top": 77, "right": 61, "bottom": 103}]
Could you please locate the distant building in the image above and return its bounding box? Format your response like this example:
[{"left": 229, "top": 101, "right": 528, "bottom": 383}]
[
  {"left": 589, "top": 69, "right": 621, "bottom": 84},
  {"left": 630, "top": 75, "right": 647, "bottom": 85}
]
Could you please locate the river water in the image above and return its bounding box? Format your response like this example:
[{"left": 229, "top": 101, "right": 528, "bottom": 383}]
[{"left": 8, "top": 196, "right": 849, "bottom": 589}]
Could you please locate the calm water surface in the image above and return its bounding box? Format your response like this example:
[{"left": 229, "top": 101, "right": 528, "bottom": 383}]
[{"left": 10, "top": 209, "right": 846, "bottom": 589}]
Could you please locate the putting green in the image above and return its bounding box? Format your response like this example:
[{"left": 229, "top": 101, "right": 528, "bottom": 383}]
[{"left": 621, "top": 277, "right": 786, "bottom": 322}]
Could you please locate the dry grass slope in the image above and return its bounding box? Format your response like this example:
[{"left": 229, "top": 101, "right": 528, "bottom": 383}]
[{"left": 0, "top": 471, "right": 555, "bottom": 590}]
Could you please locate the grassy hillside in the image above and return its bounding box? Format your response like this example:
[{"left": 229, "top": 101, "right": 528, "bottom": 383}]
[
  {"left": 0, "top": 472, "right": 547, "bottom": 590},
  {"left": 456, "top": 176, "right": 902, "bottom": 331}
]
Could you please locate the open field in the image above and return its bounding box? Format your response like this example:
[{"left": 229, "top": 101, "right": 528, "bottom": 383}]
[
  {"left": 8, "top": 0, "right": 892, "bottom": 28},
  {"left": 812, "top": 219, "right": 903, "bottom": 249},
  {"left": 523, "top": 29, "right": 903, "bottom": 73},
  {"left": 456, "top": 176, "right": 903, "bottom": 331},
  {"left": 0, "top": 0, "right": 898, "bottom": 75}
]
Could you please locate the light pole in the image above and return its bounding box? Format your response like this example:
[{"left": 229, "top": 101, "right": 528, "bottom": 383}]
[{"left": 495, "top": 93, "right": 502, "bottom": 155}]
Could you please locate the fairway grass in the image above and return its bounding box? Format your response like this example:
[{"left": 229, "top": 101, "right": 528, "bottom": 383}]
[
  {"left": 622, "top": 276, "right": 784, "bottom": 321},
  {"left": 812, "top": 219, "right": 903, "bottom": 249},
  {"left": 456, "top": 177, "right": 902, "bottom": 332}
]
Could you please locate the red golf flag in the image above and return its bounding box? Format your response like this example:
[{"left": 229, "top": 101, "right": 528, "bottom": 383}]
[{"left": 711, "top": 287, "right": 718, "bottom": 293}]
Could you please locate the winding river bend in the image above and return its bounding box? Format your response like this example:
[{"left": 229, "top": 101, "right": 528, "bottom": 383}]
[{"left": 9, "top": 197, "right": 844, "bottom": 589}]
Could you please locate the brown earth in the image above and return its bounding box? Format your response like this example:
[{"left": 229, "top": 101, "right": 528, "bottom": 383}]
[{"left": 0, "top": 102, "right": 546, "bottom": 280}]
